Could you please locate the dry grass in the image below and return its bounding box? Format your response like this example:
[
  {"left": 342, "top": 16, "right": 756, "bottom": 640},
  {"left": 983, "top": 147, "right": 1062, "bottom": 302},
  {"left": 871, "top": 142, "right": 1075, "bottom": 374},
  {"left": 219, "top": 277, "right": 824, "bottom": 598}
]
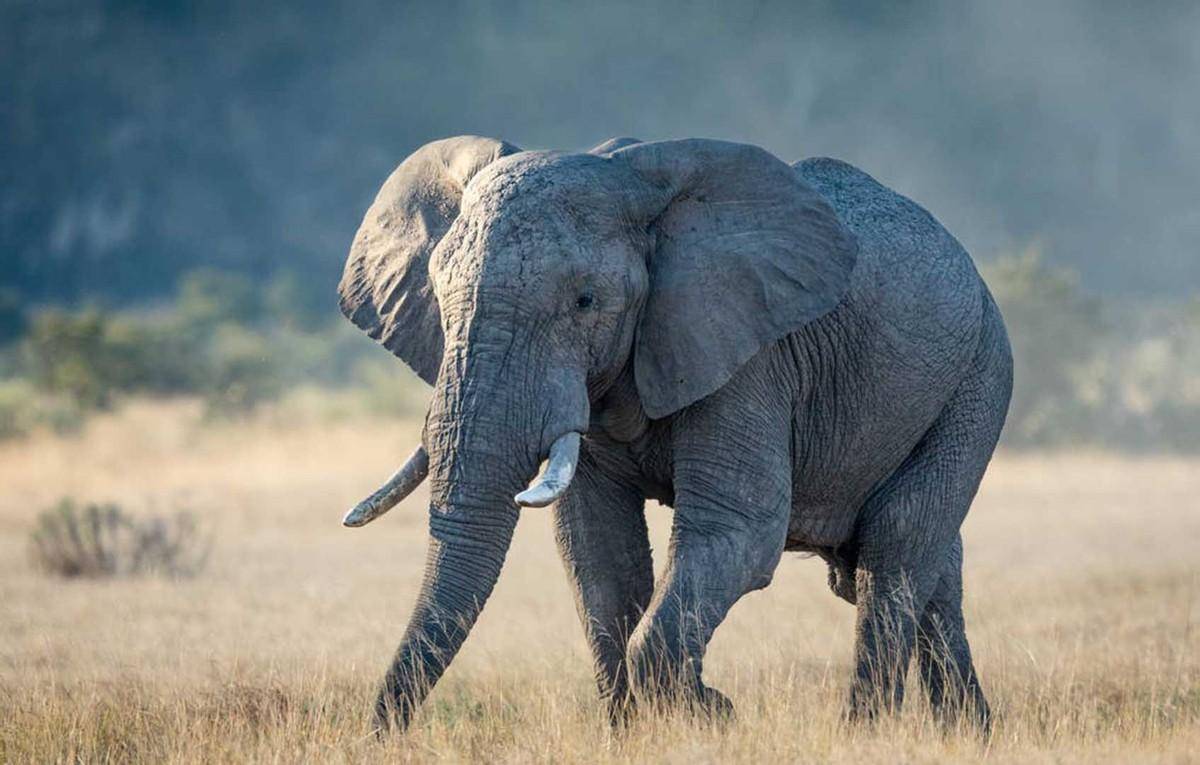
[{"left": 1, "top": 399, "right": 1198, "bottom": 763}]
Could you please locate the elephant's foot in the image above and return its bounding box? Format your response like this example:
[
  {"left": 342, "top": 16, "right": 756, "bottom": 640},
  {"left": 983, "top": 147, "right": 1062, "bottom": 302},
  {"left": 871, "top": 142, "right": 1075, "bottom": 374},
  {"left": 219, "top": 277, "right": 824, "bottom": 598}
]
[
  {"left": 626, "top": 631, "right": 736, "bottom": 724},
  {"left": 692, "top": 684, "right": 735, "bottom": 724},
  {"left": 629, "top": 678, "right": 735, "bottom": 724},
  {"left": 602, "top": 688, "right": 637, "bottom": 729},
  {"left": 843, "top": 691, "right": 875, "bottom": 727},
  {"left": 927, "top": 692, "right": 993, "bottom": 737},
  {"left": 844, "top": 675, "right": 904, "bottom": 728},
  {"left": 844, "top": 686, "right": 994, "bottom": 738}
]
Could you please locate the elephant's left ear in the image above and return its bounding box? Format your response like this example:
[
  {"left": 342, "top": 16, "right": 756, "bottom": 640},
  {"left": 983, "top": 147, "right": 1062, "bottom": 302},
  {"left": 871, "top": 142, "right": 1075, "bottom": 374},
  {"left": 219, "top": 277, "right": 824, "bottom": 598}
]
[
  {"left": 612, "top": 139, "right": 858, "bottom": 419},
  {"left": 338, "top": 136, "right": 520, "bottom": 384}
]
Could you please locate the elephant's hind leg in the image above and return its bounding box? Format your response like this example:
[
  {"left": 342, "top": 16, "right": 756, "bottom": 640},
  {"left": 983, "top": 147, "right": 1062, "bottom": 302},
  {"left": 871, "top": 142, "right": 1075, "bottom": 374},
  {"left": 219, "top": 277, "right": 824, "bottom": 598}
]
[
  {"left": 917, "top": 534, "right": 991, "bottom": 731},
  {"left": 849, "top": 316, "right": 1010, "bottom": 727}
]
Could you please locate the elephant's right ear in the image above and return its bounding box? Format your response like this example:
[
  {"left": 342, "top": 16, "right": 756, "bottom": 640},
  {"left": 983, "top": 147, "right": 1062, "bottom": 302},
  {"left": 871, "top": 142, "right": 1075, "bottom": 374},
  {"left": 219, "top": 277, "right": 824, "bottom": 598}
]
[{"left": 338, "top": 136, "right": 521, "bottom": 384}]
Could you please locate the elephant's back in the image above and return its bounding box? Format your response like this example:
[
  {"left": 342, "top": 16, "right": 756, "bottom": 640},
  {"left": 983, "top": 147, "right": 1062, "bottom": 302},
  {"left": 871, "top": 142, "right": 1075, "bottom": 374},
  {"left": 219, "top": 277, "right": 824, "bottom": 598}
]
[
  {"left": 784, "top": 158, "right": 986, "bottom": 547},
  {"left": 793, "top": 157, "right": 983, "bottom": 303},
  {"left": 793, "top": 157, "right": 984, "bottom": 372}
]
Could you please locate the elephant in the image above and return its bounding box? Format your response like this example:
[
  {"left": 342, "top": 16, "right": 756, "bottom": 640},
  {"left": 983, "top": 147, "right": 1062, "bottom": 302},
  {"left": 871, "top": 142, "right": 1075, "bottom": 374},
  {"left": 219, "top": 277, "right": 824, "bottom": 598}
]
[{"left": 337, "top": 134, "right": 1012, "bottom": 733}]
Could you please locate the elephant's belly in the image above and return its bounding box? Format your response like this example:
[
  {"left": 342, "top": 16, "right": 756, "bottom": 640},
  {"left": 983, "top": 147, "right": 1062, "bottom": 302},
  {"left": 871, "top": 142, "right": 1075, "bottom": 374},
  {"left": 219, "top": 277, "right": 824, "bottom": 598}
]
[
  {"left": 785, "top": 406, "right": 935, "bottom": 549},
  {"left": 786, "top": 484, "right": 873, "bottom": 549}
]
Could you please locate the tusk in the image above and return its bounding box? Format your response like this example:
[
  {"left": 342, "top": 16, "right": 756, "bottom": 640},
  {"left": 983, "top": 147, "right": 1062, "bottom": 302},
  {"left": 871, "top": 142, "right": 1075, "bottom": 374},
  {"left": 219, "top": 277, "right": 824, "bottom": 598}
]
[
  {"left": 343, "top": 446, "right": 430, "bottom": 527},
  {"left": 514, "top": 432, "right": 581, "bottom": 508}
]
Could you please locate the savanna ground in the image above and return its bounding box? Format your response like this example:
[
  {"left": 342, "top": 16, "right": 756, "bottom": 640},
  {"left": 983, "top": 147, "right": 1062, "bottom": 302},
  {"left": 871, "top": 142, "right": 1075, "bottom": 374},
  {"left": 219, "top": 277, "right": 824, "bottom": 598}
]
[{"left": 1, "top": 399, "right": 1198, "bottom": 763}]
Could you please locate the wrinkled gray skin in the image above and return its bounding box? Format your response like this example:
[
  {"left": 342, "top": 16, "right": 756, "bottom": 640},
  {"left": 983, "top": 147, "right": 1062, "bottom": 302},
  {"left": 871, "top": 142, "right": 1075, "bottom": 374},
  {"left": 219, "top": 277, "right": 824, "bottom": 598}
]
[{"left": 339, "top": 135, "right": 1012, "bottom": 733}]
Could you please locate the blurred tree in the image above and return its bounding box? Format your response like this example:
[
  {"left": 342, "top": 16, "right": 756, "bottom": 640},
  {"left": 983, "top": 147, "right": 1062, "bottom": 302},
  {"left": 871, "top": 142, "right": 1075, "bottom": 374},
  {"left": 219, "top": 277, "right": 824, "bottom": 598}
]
[
  {"left": 202, "top": 324, "right": 283, "bottom": 416},
  {"left": 265, "top": 269, "right": 333, "bottom": 333},
  {"left": 24, "top": 309, "right": 120, "bottom": 409},
  {"left": 0, "top": 289, "right": 26, "bottom": 345},
  {"left": 175, "top": 269, "right": 263, "bottom": 331},
  {"left": 981, "top": 246, "right": 1102, "bottom": 446},
  {"left": 21, "top": 306, "right": 195, "bottom": 408}
]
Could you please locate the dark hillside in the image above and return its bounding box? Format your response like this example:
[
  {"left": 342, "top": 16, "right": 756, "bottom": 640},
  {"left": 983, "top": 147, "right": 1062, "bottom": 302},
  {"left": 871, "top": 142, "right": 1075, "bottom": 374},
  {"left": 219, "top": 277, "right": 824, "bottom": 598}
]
[{"left": 3, "top": 1, "right": 1198, "bottom": 306}]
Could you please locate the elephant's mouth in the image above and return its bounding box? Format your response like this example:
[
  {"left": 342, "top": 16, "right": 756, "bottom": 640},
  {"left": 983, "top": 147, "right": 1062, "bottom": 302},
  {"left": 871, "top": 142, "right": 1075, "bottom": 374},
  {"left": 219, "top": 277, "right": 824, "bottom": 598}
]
[{"left": 341, "top": 430, "right": 581, "bottom": 527}]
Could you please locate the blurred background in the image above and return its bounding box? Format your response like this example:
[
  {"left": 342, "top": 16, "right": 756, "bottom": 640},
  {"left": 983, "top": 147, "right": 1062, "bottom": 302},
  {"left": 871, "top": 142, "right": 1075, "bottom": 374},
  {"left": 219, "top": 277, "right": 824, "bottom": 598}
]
[
  {"left": 2, "top": 3, "right": 1199, "bottom": 760},
  {"left": 2, "top": 0, "right": 1198, "bottom": 449}
]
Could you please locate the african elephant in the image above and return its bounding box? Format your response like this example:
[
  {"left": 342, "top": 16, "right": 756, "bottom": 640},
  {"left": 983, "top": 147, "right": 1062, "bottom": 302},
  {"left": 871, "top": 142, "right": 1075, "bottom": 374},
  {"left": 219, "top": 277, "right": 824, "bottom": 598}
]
[{"left": 338, "top": 135, "right": 1012, "bottom": 733}]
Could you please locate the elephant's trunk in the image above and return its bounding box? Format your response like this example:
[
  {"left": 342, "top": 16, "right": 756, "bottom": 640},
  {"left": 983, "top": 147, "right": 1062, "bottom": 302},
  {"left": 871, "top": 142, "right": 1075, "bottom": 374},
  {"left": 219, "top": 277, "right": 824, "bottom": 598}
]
[
  {"left": 373, "top": 333, "right": 585, "bottom": 730},
  {"left": 373, "top": 501, "right": 518, "bottom": 729}
]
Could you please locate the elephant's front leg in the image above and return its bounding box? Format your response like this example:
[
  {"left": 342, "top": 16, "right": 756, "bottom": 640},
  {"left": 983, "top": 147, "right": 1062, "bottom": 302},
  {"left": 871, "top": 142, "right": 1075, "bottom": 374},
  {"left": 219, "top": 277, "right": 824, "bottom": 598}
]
[
  {"left": 552, "top": 450, "right": 654, "bottom": 722},
  {"left": 626, "top": 384, "right": 793, "bottom": 717}
]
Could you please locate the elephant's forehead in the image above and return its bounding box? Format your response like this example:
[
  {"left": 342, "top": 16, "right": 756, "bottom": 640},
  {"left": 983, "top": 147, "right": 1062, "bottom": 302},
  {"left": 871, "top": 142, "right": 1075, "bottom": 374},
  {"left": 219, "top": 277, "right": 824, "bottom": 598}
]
[
  {"left": 463, "top": 151, "right": 631, "bottom": 220},
  {"left": 451, "top": 157, "right": 628, "bottom": 260},
  {"left": 444, "top": 199, "right": 590, "bottom": 273},
  {"left": 435, "top": 214, "right": 612, "bottom": 288},
  {"left": 431, "top": 152, "right": 641, "bottom": 300}
]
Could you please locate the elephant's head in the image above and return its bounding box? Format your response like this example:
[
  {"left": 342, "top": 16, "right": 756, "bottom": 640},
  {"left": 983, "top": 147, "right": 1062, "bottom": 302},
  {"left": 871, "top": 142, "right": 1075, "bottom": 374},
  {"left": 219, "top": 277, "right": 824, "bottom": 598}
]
[{"left": 338, "top": 135, "right": 857, "bottom": 728}]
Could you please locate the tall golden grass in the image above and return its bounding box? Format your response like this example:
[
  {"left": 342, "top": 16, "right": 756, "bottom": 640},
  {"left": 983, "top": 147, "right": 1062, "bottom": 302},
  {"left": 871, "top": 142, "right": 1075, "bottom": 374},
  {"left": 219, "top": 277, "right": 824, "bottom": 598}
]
[{"left": 1, "top": 399, "right": 1197, "bottom": 763}]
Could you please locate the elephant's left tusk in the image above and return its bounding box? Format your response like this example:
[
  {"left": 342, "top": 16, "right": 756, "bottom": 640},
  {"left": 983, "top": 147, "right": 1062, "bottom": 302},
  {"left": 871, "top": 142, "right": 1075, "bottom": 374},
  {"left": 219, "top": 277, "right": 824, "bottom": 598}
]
[
  {"left": 343, "top": 446, "right": 430, "bottom": 527},
  {"left": 514, "top": 432, "right": 581, "bottom": 508}
]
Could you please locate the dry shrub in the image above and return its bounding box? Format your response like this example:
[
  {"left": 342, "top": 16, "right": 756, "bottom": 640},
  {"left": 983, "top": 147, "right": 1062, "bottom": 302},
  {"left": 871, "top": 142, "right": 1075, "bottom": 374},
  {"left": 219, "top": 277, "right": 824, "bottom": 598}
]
[{"left": 28, "top": 499, "right": 210, "bottom": 578}]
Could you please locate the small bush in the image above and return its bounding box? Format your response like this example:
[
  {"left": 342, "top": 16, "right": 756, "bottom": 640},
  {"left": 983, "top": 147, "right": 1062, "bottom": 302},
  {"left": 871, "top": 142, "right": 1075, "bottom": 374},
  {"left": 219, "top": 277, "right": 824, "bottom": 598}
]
[
  {"left": 0, "top": 380, "right": 85, "bottom": 439},
  {"left": 175, "top": 269, "right": 264, "bottom": 331},
  {"left": 264, "top": 269, "right": 333, "bottom": 333},
  {"left": 29, "top": 499, "right": 211, "bottom": 579},
  {"left": 23, "top": 309, "right": 121, "bottom": 409},
  {"left": 201, "top": 324, "right": 284, "bottom": 417},
  {"left": 983, "top": 247, "right": 1200, "bottom": 451},
  {"left": 349, "top": 357, "right": 427, "bottom": 419},
  {"left": 982, "top": 246, "right": 1103, "bottom": 447},
  {"left": 0, "top": 379, "right": 38, "bottom": 439}
]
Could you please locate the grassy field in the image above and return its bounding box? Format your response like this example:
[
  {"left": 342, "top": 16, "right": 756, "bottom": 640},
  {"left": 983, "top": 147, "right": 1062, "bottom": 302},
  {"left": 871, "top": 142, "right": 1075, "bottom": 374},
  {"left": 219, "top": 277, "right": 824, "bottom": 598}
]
[{"left": 1, "top": 399, "right": 1198, "bottom": 763}]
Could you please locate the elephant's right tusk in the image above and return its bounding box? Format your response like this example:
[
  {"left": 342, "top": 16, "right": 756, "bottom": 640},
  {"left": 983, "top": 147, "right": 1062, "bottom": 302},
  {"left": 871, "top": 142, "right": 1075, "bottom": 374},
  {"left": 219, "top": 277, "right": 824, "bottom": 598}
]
[
  {"left": 514, "top": 432, "right": 581, "bottom": 508},
  {"left": 343, "top": 446, "right": 430, "bottom": 527}
]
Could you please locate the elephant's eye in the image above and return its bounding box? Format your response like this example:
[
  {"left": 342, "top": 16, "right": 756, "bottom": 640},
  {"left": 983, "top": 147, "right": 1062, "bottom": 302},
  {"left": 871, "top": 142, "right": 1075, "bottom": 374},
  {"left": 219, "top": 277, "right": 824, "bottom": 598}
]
[{"left": 575, "top": 292, "right": 594, "bottom": 310}]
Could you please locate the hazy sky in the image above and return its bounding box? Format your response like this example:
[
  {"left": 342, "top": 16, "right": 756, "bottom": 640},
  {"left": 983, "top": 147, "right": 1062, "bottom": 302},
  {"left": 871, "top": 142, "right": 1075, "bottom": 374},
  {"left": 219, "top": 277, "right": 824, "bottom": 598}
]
[{"left": 3, "top": 0, "right": 1197, "bottom": 303}]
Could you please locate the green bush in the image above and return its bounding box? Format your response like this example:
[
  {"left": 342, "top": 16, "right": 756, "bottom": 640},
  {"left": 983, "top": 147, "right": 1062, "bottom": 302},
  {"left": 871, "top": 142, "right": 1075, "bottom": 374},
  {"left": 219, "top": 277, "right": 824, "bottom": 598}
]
[
  {"left": 983, "top": 247, "right": 1200, "bottom": 451},
  {"left": 23, "top": 309, "right": 119, "bottom": 409},
  {"left": 349, "top": 356, "right": 428, "bottom": 418},
  {"left": 19, "top": 307, "right": 196, "bottom": 407},
  {"left": 175, "top": 269, "right": 264, "bottom": 332},
  {"left": 0, "top": 380, "right": 85, "bottom": 439},
  {"left": 4, "top": 257, "right": 1195, "bottom": 452},
  {"left": 8, "top": 268, "right": 338, "bottom": 422},
  {"left": 201, "top": 324, "right": 284, "bottom": 417},
  {"left": 0, "top": 379, "right": 37, "bottom": 439},
  {"left": 264, "top": 269, "right": 333, "bottom": 333},
  {"left": 982, "top": 246, "right": 1103, "bottom": 446}
]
